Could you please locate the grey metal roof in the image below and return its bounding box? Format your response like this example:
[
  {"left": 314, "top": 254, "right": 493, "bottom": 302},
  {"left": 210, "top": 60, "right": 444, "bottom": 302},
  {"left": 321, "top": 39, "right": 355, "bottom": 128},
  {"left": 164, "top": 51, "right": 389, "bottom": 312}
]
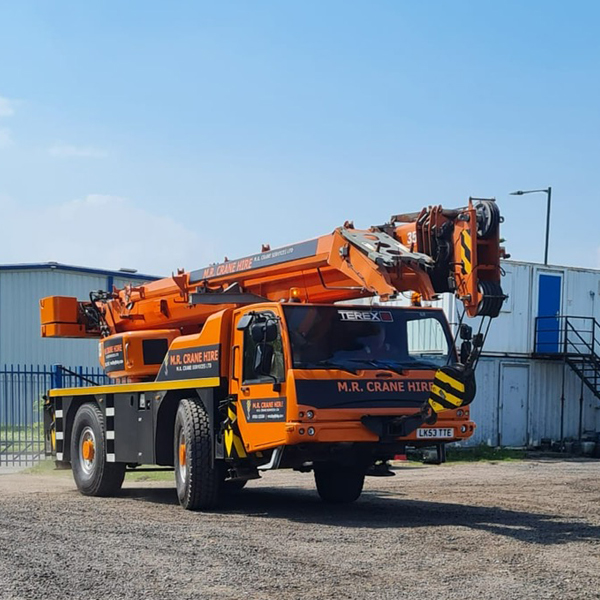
[{"left": 0, "top": 262, "right": 159, "bottom": 280}]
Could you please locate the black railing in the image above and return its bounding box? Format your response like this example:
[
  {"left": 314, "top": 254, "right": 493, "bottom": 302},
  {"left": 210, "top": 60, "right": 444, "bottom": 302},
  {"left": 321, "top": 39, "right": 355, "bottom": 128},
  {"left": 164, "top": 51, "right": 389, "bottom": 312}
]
[
  {"left": 534, "top": 315, "right": 600, "bottom": 402},
  {"left": 534, "top": 315, "right": 599, "bottom": 357},
  {"left": 0, "top": 364, "right": 110, "bottom": 467}
]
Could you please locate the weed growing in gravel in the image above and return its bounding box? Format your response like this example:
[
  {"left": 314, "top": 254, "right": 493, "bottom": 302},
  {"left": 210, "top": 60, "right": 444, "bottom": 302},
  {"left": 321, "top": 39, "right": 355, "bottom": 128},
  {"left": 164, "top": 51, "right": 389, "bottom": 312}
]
[
  {"left": 23, "top": 460, "right": 175, "bottom": 481},
  {"left": 445, "top": 445, "right": 526, "bottom": 462}
]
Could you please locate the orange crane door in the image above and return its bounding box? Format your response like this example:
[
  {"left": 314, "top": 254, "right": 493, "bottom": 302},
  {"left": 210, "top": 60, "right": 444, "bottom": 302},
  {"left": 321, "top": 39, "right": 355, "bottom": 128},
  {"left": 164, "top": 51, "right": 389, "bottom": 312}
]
[{"left": 230, "top": 306, "right": 289, "bottom": 453}]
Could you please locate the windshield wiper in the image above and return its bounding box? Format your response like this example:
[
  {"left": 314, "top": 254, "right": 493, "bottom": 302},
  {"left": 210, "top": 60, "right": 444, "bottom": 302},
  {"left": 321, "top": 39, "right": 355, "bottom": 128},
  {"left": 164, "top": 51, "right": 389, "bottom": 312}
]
[
  {"left": 345, "top": 359, "right": 408, "bottom": 376},
  {"left": 304, "top": 360, "right": 359, "bottom": 375}
]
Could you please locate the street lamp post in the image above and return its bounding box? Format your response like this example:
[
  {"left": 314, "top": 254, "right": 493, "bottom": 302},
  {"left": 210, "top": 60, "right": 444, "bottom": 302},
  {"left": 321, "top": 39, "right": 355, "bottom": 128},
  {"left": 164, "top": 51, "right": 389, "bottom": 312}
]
[{"left": 509, "top": 187, "right": 552, "bottom": 265}]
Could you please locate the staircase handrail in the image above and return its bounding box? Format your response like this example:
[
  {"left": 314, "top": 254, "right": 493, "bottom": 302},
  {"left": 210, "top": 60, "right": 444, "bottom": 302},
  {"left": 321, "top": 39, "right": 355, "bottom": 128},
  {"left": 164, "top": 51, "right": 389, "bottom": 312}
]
[
  {"left": 534, "top": 315, "right": 599, "bottom": 357},
  {"left": 564, "top": 316, "right": 596, "bottom": 357}
]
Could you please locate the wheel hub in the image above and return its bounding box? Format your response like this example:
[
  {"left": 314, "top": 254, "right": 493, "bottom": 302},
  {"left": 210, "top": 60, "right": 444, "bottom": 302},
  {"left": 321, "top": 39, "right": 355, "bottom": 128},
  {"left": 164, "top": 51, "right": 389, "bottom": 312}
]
[
  {"left": 79, "top": 426, "right": 96, "bottom": 475},
  {"left": 179, "top": 442, "right": 186, "bottom": 468},
  {"left": 82, "top": 439, "right": 95, "bottom": 461},
  {"left": 178, "top": 432, "right": 187, "bottom": 482}
]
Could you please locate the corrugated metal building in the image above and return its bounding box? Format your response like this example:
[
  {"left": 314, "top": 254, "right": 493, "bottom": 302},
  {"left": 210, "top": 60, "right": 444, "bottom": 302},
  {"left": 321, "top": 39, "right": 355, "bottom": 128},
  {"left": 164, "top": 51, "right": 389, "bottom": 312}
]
[
  {"left": 0, "top": 263, "right": 158, "bottom": 368},
  {"left": 1, "top": 260, "right": 599, "bottom": 448},
  {"left": 402, "top": 260, "right": 600, "bottom": 447}
]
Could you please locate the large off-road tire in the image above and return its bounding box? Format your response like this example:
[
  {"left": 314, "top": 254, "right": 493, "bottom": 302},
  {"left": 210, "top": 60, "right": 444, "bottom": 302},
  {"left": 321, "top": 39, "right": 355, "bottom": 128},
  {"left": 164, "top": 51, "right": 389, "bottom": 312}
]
[
  {"left": 71, "top": 403, "right": 126, "bottom": 496},
  {"left": 174, "top": 399, "right": 221, "bottom": 510},
  {"left": 314, "top": 465, "right": 365, "bottom": 504}
]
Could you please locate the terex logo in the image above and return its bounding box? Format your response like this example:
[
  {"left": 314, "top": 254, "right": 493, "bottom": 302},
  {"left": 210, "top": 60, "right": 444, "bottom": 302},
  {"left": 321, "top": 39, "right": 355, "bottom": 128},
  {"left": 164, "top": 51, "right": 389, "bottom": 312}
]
[{"left": 338, "top": 310, "right": 393, "bottom": 322}]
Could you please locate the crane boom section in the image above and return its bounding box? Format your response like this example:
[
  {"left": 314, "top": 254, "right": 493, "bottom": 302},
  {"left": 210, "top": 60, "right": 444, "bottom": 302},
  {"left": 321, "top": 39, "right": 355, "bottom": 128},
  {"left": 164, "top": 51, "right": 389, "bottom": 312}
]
[{"left": 40, "top": 199, "right": 505, "bottom": 342}]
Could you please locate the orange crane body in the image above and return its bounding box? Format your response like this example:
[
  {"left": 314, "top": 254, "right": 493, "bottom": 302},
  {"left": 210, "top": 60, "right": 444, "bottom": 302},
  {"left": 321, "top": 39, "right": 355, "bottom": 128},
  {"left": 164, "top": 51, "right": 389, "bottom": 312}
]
[{"left": 40, "top": 199, "right": 505, "bottom": 509}]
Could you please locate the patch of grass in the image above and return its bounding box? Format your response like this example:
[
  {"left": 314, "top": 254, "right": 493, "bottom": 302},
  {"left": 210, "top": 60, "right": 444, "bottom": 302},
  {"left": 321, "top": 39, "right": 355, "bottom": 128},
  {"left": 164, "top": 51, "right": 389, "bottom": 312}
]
[
  {"left": 1, "top": 432, "right": 44, "bottom": 448},
  {"left": 22, "top": 459, "right": 69, "bottom": 476},
  {"left": 1, "top": 425, "right": 44, "bottom": 435},
  {"left": 21, "top": 459, "right": 174, "bottom": 481},
  {"left": 445, "top": 445, "right": 526, "bottom": 462},
  {"left": 125, "top": 468, "right": 173, "bottom": 483}
]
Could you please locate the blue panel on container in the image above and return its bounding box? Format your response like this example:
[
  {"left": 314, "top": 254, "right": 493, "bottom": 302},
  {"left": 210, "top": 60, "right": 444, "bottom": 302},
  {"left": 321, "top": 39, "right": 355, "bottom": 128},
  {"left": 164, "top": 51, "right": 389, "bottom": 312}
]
[{"left": 536, "top": 274, "right": 561, "bottom": 353}]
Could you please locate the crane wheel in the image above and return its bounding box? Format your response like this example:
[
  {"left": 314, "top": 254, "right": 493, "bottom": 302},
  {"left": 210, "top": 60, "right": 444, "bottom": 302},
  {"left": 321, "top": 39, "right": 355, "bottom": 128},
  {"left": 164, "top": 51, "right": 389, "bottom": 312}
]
[
  {"left": 475, "top": 200, "right": 500, "bottom": 239},
  {"left": 174, "top": 398, "right": 221, "bottom": 511},
  {"left": 476, "top": 280, "right": 505, "bottom": 317},
  {"left": 314, "top": 464, "right": 365, "bottom": 504},
  {"left": 71, "top": 403, "right": 125, "bottom": 496}
]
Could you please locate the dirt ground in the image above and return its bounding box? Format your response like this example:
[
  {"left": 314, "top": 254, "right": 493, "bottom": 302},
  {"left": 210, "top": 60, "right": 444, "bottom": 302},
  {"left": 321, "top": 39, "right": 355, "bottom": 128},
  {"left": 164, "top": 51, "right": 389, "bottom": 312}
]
[{"left": 1, "top": 459, "right": 600, "bottom": 600}]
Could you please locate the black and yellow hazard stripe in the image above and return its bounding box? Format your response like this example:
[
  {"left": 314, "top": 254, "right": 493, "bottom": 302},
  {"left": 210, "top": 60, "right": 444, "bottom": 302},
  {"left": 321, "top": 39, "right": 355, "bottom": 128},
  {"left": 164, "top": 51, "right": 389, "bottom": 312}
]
[
  {"left": 460, "top": 230, "right": 472, "bottom": 275},
  {"left": 223, "top": 401, "right": 247, "bottom": 459},
  {"left": 428, "top": 366, "right": 476, "bottom": 413}
]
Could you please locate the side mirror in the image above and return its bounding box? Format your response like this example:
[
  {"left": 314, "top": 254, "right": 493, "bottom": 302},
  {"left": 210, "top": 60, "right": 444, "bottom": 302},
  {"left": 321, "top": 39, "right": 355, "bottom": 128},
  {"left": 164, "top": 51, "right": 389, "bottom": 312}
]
[
  {"left": 264, "top": 320, "right": 278, "bottom": 343},
  {"left": 250, "top": 319, "right": 279, "bottom": 343},
  {"left": 254, "top": 344, "right": 274, "bottom": 376},
  {"left": 251, "top": 322, "right": 266, "bottom": 343},
  {"left": 236, "top": 314, "right": 253, "bottom": 331},
  {"left": 459, "top": 324, "right": 472, "bottom": 341}
]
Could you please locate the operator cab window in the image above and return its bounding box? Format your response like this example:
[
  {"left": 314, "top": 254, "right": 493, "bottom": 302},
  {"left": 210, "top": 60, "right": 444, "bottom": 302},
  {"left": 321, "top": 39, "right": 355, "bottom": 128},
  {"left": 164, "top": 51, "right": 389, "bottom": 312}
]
[
  {"left": 283, "top": 305, "right": 455, "bottom": 370},
  {"left": 406, "top": 315, "right": 450, "bottom": 367},
  {"left": 242, "top": 312, "right": 285, "bottom": 384}
]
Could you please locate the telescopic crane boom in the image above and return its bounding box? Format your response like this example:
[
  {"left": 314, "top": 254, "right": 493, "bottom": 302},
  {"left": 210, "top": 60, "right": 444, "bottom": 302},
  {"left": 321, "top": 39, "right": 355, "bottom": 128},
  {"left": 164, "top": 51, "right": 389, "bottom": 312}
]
[{"left": 41, "top": 198, "right": 504, "bottom": 351}]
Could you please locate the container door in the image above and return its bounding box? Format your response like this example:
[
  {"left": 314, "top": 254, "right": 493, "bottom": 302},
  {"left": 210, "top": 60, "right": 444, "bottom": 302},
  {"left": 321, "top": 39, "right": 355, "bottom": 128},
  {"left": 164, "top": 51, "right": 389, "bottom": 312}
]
[
  {"left": 499, "top": 363, "right": 529, "bottom": 447},
  {"left": 536, "top": 273, "right": 562, "bottom": 353}
]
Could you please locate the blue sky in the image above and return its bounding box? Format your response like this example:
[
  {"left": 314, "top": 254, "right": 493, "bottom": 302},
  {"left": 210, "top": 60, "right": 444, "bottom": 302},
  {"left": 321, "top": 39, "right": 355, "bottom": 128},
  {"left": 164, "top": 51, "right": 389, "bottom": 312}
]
[{"left": 0, "top": 1, "right": 599, "bottom": 275}]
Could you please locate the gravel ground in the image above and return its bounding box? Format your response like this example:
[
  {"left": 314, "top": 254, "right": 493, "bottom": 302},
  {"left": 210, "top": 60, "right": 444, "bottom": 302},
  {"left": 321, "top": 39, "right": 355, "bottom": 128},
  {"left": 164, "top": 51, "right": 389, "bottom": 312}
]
[{"left": 1, "top": 459, "right": 600, "bottom": 600}]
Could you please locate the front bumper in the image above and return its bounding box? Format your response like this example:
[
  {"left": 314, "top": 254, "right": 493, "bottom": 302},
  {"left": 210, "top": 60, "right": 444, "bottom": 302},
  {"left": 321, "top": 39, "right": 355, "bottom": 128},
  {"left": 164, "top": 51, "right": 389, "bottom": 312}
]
[{"left": 282, "top": 418, "right": 475, "bottom": 445}]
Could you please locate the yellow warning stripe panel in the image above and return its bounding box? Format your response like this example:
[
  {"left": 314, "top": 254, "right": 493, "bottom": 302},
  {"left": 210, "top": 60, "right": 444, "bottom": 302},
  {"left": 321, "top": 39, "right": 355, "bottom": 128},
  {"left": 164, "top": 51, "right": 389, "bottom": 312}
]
[
  {"left": 460, "top": 230, "right": 472, "bottom": 275},
  {"left": 224, "top": 426, "right": 247, "bottom": 458},
  {"left": 48, "top": 377, "right": 220, "bottom": 397},
  {"left": 430, "top": 384, "right": 464, "bottom": 408},
  {"left": 227, "top": 406, "right": 237, "bottom": 423},
  {"left": 233, "top": 434, "right": 247, "bottom": 458},
  {"left": 435, "top": 370, "right": 466, "bottom": 393},
  {"left": 224, "top": 401, "right": 247, "bottom": 458},
  {"left": 224, "top": 429, "right": 234, "bottom": 455},
  {"left": 428, "top": 398, "right": 447, "bottom": 413}
]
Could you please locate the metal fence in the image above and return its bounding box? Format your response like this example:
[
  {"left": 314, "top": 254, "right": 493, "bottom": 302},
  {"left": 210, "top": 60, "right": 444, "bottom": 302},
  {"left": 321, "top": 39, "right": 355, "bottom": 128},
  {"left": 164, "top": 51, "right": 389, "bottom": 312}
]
[{"left": 0, "top": 364, "right": 109, "bottom": 467}]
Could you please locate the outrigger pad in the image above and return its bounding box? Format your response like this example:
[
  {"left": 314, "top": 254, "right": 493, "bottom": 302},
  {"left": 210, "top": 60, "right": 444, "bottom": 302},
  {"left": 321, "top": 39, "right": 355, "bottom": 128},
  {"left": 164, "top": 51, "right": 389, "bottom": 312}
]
[{"left": 428, "top": 365, "right": 476, "bottom": 413}]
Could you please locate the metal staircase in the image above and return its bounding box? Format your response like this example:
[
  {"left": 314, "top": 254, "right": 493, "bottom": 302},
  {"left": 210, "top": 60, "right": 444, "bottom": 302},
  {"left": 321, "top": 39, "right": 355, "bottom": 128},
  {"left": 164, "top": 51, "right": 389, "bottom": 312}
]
[{"left": 534, "top": 315, "right": 600, "bottom": 400}]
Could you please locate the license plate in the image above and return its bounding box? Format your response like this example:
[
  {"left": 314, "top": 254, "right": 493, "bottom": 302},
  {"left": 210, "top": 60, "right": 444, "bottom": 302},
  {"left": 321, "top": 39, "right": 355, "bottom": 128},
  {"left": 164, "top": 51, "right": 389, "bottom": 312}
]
[{"left": 416, "top": 427, "right": 455, "bottom": 439}]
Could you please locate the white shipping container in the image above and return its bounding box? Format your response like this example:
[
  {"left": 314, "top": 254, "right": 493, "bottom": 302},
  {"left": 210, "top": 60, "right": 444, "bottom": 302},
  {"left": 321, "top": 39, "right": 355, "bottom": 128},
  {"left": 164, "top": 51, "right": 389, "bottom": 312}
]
[{"left": 372, "top": 259, "right": 600, "bottom": 447}]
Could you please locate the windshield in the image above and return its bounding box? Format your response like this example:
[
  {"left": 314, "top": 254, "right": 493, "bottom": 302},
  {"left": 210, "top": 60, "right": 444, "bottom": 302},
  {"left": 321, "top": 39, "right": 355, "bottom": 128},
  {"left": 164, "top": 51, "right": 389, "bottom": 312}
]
[{"left": 283, "top": 305, "right": 455, "bottom": 371}]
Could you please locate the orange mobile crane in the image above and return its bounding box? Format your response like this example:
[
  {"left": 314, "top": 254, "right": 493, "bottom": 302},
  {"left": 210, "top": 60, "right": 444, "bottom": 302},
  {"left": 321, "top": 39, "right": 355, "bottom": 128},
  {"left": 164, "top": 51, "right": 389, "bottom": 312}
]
[{"left": 41, "top": 199, "right": 505, "bottom": 509}]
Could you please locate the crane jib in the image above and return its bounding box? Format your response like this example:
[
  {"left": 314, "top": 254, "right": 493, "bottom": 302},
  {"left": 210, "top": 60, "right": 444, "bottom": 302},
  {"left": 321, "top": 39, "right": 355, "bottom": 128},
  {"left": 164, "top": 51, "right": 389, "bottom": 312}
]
[{"left": 189, "top": 239, "right": 319, "bottom": 283}]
